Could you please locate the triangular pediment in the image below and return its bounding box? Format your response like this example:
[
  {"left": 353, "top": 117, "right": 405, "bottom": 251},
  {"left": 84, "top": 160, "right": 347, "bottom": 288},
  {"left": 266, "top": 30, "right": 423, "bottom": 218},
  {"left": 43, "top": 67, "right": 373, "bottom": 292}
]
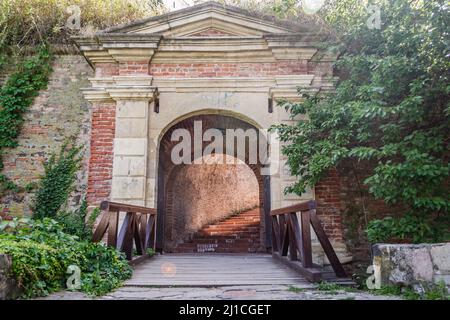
[
  {"left": 188, "top": 28, "right": 239, "bottom": 37},
  {"left": 101, "top": 1, "right": 314, "bottom": 37}
]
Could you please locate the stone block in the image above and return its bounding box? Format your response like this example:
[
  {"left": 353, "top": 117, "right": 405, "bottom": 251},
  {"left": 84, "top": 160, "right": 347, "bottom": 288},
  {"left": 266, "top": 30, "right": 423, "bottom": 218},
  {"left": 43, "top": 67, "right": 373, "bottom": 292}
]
[
  {"left": 430, "top": 243, "right": 450, "bottom": 272},
  {"left": 114, "top": 138, "right": 147, "bottom": 156},
  {"left": 111, "top": 176, "right": 145, "bottom": 200},
  {"left": 115, "top": 118, "right": 147, "bottom": 138},
  {"left": 0, "top": 254, "right": 21, "bottom": 300},
  {"left": 372, "top": 243, "right": 450, "bottom": 289},
  {"left": 116, "top": 100, "right": 148, "bottom": 118},
  {"left": 113, "top": 156, "right": 146, "bottom": 176}
]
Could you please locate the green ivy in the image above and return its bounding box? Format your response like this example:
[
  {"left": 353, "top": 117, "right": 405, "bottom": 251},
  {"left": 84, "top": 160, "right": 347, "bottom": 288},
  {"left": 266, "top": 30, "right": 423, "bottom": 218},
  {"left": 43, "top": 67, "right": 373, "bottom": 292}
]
[
  {"left": 0, "top": 54, "right": 6, "bottom": 73},
  {"left": 32, "top": 141, "right": 83, "bottom": 220},
  {"left": 0, "top": 46, "right": 52, "bottom": 193},
  {"left": 56, "top": 200, "right": 100, "bottom": 241},
  {"left": 272, "top": 0, "right": 450, "bottom": 243},
  {"left": 367, "top": 213, "right": 450, "bottom": 243},
  {"left": 0, "top": 218, "right": 132, "bottom": 298}
]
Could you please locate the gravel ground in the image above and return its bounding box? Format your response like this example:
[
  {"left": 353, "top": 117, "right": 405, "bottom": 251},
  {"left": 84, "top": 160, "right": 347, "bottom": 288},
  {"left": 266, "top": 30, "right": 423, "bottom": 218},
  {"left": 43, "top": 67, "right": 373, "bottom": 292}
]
[{"left": 38, "top": 284, "right": 400, "bottom": 300}]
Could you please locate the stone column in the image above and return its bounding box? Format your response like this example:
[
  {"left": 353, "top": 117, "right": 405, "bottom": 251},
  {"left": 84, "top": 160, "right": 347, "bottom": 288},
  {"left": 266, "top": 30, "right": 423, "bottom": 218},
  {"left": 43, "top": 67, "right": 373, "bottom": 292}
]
[{"left": 107, "top": 78, "right": 155, "bottom": 206}]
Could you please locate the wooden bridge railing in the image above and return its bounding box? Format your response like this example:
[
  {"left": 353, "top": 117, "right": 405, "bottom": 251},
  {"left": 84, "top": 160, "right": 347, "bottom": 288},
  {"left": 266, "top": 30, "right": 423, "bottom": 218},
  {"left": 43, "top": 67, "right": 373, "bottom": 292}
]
[
  {"left": 92, "top": 201, "right": 157, "bottom": 261},
  {"left": 271, "top": 200, "right": 346, "bottom": 282}
]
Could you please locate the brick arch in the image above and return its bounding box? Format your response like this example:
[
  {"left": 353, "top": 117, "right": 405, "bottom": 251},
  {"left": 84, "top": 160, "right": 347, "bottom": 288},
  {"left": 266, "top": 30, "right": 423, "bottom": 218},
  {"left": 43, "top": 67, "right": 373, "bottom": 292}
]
[
  {"left": 155, "top": 113, "right": 271, "bottom": 252},
  {"left": 163, "top": 156, "right": 264, "bottom": 252}
]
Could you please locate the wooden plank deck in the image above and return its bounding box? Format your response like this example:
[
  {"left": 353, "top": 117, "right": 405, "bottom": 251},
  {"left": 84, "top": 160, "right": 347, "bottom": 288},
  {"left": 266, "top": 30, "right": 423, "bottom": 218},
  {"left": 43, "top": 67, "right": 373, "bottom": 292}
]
[{"left": 125, "top": 254, "right": 315, "bottom": 287}]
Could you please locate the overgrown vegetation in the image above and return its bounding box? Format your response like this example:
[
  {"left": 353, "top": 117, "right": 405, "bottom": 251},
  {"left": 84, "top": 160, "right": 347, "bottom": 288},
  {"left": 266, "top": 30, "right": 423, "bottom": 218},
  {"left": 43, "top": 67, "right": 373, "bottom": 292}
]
[
  {"left": 0, "top": 46, "right": 52, "bottom": 194},
  {"left": 0, "top": 217, "right": 132, "bottom": 297},
  {"left": 0, "top": 0, "right": 331, "bottom": 51},
  {"left": 372, "top": 283, "right": 450, "bottom": 300},
  {"left": 32, "top": 141, "right": 83, "bottom": 219},
  {"left": 273, "top": 0, "right": 450, "bottom": 243},
  {"left": 56, "top": 200, "right": 101, "bottom": 240},
  {"left": 0, "top": 140, "right": 127, "bottom": 298},
  {"left": 0, "top": 0, "right": 163, "bottom": 48},
  {"left": 313, "top": 281, "right": 449, "bottom": 300}
]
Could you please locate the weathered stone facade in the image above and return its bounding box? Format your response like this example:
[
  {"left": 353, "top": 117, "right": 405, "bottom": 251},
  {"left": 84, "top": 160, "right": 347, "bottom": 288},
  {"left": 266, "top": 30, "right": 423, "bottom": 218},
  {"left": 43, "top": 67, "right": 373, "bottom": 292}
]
[
  {"left": 73, "top": 2, "right": 349, "bottom": 259},
  {"left": 372, "top": 243, "right": 450, "bottom": 291},
  {"left": 0, "top": 55, "right": 93, "bottom": 216},
  {"left": 0, "top": 2, "right": 355, "bottom": 262},
  {"left": 0, "top": 254, "right": 20, "bottom": 299}
]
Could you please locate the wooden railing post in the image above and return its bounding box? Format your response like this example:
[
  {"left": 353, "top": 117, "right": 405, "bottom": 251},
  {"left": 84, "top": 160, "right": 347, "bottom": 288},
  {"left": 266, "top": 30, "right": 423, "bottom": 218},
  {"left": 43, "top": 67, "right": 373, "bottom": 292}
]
[
  {"left": 92, "top": 201, "right": 157, "bottom": 262},
  {"left": 107, "top": 210, "right": 119, "bottom": 247},
  {"left": 270, "top": 200, "right": 347, "bottom": 282}
]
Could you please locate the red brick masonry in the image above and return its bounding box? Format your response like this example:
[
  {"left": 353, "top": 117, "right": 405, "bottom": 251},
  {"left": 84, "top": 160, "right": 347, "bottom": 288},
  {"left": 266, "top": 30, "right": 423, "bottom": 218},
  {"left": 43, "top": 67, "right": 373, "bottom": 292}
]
[
  {"left": 87, "top": 102, "right": 116, "bottom": 204},
  {"left": 86, "top": 59, "right": 345, "bottom": 242},
  {"left": 149, "top": 61, "right": 309, "bottom": 77}
]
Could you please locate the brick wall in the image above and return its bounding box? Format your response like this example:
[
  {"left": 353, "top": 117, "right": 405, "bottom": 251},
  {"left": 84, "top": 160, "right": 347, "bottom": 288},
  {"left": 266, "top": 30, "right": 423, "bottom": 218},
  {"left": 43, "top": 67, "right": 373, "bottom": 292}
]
[
  {"left": 149, "top": 61, "right": 309, "bottom": 77},
  {"left": 0, "top": 55, "right": 93, "bottom": 216},
  {"left": 337, "top": 161, "right": 403, "bottom": 262},
  {"left": 86, "top": 102, "right": 116, "bottom": 205},
  {"left": 315, "top": 169, "right": 345, "bottom": 242},
  {"left": 94, "top": 63, "right": 118, "bottom": 77},
  {"left": 119, "top": 61, "right": 149, "bottom": 76},
  {"left": 0, "top": 53, "right": 354, "bottom": 259},
  {"left": 164, "top": 159, "right": 260, "bottom": 250}
]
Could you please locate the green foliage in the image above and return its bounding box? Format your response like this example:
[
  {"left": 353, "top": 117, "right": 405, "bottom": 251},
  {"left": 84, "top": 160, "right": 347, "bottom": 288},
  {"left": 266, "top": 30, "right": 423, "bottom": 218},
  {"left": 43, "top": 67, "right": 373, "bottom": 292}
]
[
  {"left": 32, "top": 141, "right": 83, "bottom": 219},
  {"left": 423, "top": 282, "right": 450, "bottom": 300},
  {"left": 55, "top": 199, "right": 100, "bottom": 241},
  {"left": 287, "top": 285, "right": 306, "bottom": 293},
  {"left": 0, "top": 46, "right": 52, "bottom": 194},
  {"left": 272, "top": 0, "right": 450, "bottom": 243},
  {"left": 0, "top": 217, "right": 132, "bottom": 298},
  {"left": 0, "top": 54, "right": 7, "bottom": 72},
  {"left": 146, "top": 247, "right": 156, "bottom": 257},
  {"left": 373, "top": 283, "right": 449, "bottom": 300},
  {"left": 0, "top": 0, "right": 162, "bottom": 48},
  {"left": 367, "top": 213, "right": 450, "bottom": 243}
]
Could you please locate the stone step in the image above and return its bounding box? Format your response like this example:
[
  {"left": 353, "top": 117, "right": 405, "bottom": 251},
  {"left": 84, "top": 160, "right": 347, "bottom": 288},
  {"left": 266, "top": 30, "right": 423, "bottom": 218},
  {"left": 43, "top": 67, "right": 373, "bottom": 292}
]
[
  {"left": 172, "top": 244, "right": 261, "bottom": 253},
  {"left": 192, "top": 234, "right": 259, "bottom": 240},
  {"left": 202, "top": 226, "right": 260, "bottom": 232},
  {"left": 217, "top": 218, "right": 259, "bottom": 223},
  {"left": 217, "top": 220, "right": 259, "bottom": 225},
  {"left": 186, "top": 238, "right": 260, "bottom": 244},
  {"left": 172, "top": 208, "right": 262, "bottom": 253},
  {"left": 197, "top": 230, "right": 260, "bottom": 237}
]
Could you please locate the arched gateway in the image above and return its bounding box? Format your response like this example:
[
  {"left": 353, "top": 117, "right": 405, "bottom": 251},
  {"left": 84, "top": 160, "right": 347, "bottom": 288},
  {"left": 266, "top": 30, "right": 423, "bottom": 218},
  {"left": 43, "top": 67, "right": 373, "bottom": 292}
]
[{"left": 75, "top": 2, "right": 351, "bottom": 263}]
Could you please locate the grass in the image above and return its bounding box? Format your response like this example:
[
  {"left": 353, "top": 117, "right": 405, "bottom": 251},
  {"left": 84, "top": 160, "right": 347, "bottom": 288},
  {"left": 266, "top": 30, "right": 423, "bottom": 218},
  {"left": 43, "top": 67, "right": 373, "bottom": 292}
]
[
  {"left": 366, "top": 282, "right": 449, "bottom": 300},
  {"left": 288, "top": 280, "right": 449, "bottom": 300},
  {"left": 287, "top": 286, "right": 307, "bottom": 293}
]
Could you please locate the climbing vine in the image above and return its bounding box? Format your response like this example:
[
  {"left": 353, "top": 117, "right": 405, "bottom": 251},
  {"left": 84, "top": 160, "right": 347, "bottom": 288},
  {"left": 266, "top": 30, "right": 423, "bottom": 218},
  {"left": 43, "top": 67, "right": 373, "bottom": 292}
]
[
  {"left": 32, "top": 140, "right": 83, "bottom": 220},
  {"left": 0, "top": 46, "right": 52, "bottom": 194}
]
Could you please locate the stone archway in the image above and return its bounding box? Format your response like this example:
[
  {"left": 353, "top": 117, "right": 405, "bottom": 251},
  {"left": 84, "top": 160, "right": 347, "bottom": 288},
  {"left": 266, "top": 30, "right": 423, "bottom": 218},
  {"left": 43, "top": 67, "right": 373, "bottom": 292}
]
[
  {"left": 76, "top": 1, "right": 351, "bottom": 262},
  {"left": 156, "top": 113, "right": 271, "bottom": 252}
]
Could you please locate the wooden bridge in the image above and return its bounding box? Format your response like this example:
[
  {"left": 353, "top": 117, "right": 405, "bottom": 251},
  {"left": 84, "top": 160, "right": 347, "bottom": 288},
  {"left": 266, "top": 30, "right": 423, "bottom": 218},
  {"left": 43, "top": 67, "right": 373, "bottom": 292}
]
[{"left": 92, "top": 200, "right": 351, "bottom": 287}]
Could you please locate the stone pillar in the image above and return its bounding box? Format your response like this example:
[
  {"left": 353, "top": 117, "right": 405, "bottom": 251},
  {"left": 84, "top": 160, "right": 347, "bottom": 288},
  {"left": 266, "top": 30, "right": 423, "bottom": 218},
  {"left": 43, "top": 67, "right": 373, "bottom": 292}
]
[{"left": 107, "top": 78, "right": 155, "bottom": 206}]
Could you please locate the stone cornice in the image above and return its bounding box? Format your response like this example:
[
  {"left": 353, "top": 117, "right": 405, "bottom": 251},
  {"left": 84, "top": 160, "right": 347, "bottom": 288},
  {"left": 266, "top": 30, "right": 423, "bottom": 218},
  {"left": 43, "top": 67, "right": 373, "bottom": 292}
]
[
  {"left": 83, "top": 74, "right": 330, "bottom": 99},
  {"left": 83, "top": 76, "right": 156, "bottom": 102},
  {"left": 74, "top": 28, "right": 332, "bottom": 66},
  {"left": 153, "top": 75, "right": 315, "bottom": 93}
]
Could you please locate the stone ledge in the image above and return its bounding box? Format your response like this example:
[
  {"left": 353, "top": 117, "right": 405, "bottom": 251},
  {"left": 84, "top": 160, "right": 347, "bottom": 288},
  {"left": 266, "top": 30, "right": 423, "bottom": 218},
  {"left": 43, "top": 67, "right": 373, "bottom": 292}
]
[
  {"left": 372, "top": 243, "right": 450, "bottom": 290},
  {"left": 0, "top": 254, "right": 21, "bottom": 300}
]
